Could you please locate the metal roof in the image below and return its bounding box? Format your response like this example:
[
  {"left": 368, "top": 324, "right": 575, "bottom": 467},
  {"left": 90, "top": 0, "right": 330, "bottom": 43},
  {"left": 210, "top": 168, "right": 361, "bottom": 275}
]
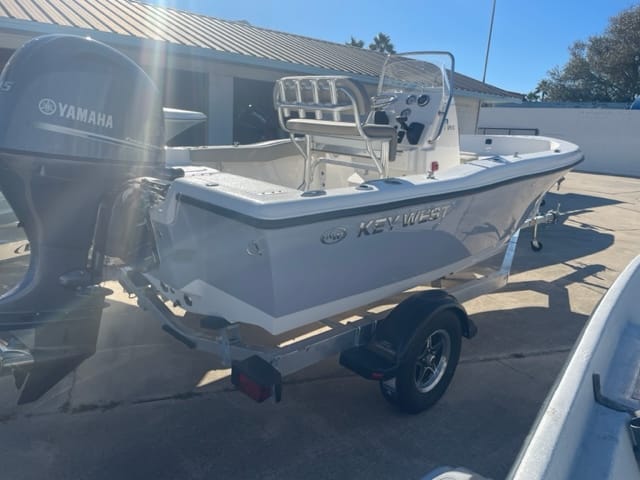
[{"left": 0, "top": 0, "right": 521, "bottom": 100}]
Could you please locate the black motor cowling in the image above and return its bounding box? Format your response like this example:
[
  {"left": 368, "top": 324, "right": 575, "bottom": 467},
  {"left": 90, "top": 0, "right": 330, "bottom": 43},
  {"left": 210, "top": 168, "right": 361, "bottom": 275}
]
[{"left": 0, "top": 35, "right": 165, "bottom": 402}]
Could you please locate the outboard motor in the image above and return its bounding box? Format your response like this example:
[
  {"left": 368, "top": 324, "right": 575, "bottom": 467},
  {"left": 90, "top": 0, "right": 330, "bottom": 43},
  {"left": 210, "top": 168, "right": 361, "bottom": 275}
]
[{"left": 0, "top": 35, "right": 165, "bottom": 402}]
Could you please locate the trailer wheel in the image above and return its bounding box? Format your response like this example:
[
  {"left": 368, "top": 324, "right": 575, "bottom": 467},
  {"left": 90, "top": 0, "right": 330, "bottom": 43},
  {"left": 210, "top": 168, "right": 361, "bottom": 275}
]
[{"left": 380, "top": 310, "right": 462, "bottom": 414}]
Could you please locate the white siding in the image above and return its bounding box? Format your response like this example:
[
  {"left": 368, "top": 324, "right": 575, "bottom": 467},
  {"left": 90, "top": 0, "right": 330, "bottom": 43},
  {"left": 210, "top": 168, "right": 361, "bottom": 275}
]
[{"left": 479, "top": 107, "right": 640, "bottom": 177}]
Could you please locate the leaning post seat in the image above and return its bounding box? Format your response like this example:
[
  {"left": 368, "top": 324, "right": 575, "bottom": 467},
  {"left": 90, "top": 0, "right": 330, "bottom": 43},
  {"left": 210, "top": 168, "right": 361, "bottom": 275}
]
[{"left": 273, "top": 76, "right": 397, "bottom": 188}]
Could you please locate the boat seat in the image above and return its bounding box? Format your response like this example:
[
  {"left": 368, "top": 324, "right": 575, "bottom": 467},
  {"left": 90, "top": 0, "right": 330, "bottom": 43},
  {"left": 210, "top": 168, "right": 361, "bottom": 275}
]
[
  {"left": 285, "top": 118, "right": 396, "bottom": 139},
  {"left": 274, "top": 75, "right": 397, "bottom": 190}
]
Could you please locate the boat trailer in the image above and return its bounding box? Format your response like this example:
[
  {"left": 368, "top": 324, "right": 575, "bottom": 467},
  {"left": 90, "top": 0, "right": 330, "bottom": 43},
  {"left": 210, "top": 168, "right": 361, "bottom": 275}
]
[
  {"left": 0, "top": 204, "right": 562, "bottom": 413},
  {"left": 0, "top": 34, "right": 569, "bottom": 413}
]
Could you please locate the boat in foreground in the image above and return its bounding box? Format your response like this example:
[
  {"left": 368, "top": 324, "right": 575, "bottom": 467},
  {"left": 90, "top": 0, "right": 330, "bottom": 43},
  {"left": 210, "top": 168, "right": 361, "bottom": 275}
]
[
  {"left": 507, "top": 254, "right": 640, "bottom": 479},
  {"left": 0, "top": 35, "right": 581, "bottom": 408},
  {"left": 426, "top": 254, "right": 640, "bottom": 479}
]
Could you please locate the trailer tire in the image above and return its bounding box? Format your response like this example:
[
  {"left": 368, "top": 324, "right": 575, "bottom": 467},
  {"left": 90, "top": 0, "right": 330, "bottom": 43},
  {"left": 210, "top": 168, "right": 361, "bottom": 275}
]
[{"left": 380, "top": 310, "right": 462, "bottom": 414}]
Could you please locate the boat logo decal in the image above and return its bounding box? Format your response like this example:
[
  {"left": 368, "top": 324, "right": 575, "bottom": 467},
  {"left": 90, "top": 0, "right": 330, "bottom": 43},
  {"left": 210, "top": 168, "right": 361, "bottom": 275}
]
[
  {"left": 38, "top": 98, "right": 56, "bottom": 115},
  {"left": 358, "top": 204, "right": 451, "bottom": 237},
  {"left": 321, "top": 226, "right": 348, "bottom": 245},
  {"left": 38, "top": 97, "right": 114, "bottom": 129},
  {"left": 246, "top": 240, "right": 263, "bottom": 256}
]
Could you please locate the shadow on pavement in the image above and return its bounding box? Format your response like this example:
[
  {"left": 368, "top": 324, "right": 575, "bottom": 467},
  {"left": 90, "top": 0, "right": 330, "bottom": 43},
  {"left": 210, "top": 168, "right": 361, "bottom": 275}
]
[
  {"left": 464, "top": 262, "right": 603, "bottom": 362},
  {"left": 544, "top": 190, "right": 622, "bottom": 211},
  {"left": 511, "top": 190, "right": 616, "bottom": 275}
]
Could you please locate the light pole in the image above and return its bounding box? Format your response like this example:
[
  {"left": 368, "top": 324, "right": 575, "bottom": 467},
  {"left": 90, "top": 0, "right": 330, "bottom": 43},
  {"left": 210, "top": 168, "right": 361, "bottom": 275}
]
[
  {"left": 482, "top": 0, "right": 497, "bottom": 84},
  {"left": 476, "top": 0, "right": 497, "bottom": 134}
]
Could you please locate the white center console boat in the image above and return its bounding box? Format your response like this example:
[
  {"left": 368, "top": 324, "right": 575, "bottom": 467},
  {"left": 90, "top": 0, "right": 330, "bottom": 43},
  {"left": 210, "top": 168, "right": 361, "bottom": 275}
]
[
  {"left": 0, "top": 35, "right": 582, "bottom": 411},
  {"left": 148, "top": 54, "right": 582, "bottom": 336}
]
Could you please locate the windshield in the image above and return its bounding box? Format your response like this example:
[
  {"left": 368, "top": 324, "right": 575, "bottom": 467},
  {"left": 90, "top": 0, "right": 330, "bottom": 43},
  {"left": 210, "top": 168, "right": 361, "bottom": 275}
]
[
  {"left": 378, "top": 55, "right": 446, "bottom": 95},
  {"left": 377, "top": 52, "right": 454, "bottom": 144}
]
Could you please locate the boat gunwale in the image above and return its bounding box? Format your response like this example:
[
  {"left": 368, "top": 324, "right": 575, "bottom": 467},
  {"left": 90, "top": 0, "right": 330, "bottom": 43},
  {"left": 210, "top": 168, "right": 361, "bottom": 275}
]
[{"left": 175, "top": 154, "right": 584, "bottom": 230}]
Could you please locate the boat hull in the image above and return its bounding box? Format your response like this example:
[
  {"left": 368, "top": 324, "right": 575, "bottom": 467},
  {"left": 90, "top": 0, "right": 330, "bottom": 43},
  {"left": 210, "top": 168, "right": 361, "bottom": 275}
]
[{"left": 146, "top": 161, "right": 577, "bottom": 335}]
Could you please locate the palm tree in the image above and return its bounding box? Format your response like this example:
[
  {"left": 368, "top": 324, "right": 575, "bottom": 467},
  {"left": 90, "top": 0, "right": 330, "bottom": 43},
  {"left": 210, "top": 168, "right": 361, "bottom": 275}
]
[
  {"left": 369, "top": 33, "right": 396, "bottom": 54},
  {"left": 346, "top": 36, "right": 365, "bottom": 48},
  {"left": 535, "top": 80, "right": 551, "bottom": 102},
  {"left": 525, "top": 91, "right": 539, "bottom": 102}
]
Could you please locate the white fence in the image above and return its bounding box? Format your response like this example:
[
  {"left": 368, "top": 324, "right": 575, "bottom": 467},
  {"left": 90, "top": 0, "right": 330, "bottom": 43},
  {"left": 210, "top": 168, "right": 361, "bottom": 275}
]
[{"left": 479, "top": 107, "right": 640, "bottom": 178}]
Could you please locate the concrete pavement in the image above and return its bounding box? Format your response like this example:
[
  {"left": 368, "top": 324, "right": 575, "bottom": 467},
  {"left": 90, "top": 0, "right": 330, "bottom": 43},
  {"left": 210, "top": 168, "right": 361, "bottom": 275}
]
[{"left": 0, "top": 172, "right": 638, "bottom": 479}]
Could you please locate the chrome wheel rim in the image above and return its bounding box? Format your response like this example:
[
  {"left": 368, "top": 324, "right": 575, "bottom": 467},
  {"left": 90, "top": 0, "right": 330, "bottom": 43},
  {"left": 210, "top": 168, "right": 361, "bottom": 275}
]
[{"left": 414, "top": 329, "right": 451, "bottom": 393}]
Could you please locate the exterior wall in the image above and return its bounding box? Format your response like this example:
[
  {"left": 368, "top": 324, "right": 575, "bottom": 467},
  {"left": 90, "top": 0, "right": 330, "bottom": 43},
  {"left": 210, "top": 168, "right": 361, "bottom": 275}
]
[
  {"left": 207, "top": 74, "right": 234, "bottom": 145},
  {"left": 454, "top": 97, "right": 481, "bottom": 134},
  {"left": 479, "top": 106, "right": 640, "bottom": 177}
]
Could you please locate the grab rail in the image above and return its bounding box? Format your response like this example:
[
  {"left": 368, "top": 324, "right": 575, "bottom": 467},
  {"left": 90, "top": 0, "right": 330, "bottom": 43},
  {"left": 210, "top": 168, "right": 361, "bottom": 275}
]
[
  {"left": 274, "top": 76, "right": 369, "bottom": 122},
  {"left": 273, "top": 76, "right": 396, "bottom": 189}
]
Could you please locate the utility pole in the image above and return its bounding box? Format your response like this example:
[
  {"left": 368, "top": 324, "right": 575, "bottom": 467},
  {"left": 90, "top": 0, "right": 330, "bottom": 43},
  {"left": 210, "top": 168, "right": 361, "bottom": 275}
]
[
  {"left": 476, "top": 0, "right": 497, "bottom": 134},
  {"left": 482, "top": 0, "right": 497, "bottom": 84}
]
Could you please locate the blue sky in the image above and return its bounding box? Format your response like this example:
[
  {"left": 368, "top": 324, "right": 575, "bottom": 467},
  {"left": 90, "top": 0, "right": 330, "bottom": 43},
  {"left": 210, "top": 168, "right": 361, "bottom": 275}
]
[{"left": 150, "top": 1, "right": 638, "bottom": 94}]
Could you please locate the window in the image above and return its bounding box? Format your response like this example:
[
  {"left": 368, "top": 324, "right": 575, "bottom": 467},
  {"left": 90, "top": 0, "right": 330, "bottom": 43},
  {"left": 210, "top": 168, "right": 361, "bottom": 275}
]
[
  {"left": 159, "top": 68, "right": 209, "bottom": 146},
  {"left": 233, "top": 77, "right": 284, "bottom": 144}
]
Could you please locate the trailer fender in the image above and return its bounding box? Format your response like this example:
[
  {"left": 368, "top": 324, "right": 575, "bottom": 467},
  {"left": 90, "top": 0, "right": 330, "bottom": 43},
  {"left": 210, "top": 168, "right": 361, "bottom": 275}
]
[{"left": 374, "top": 290, "right": 476, "bottom": 362}]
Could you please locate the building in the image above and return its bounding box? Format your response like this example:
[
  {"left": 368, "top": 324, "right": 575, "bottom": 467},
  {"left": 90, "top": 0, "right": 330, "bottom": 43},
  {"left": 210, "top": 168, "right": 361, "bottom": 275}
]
[{"left": 0, "top": 0, "right": 521, "bottom": 145}]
